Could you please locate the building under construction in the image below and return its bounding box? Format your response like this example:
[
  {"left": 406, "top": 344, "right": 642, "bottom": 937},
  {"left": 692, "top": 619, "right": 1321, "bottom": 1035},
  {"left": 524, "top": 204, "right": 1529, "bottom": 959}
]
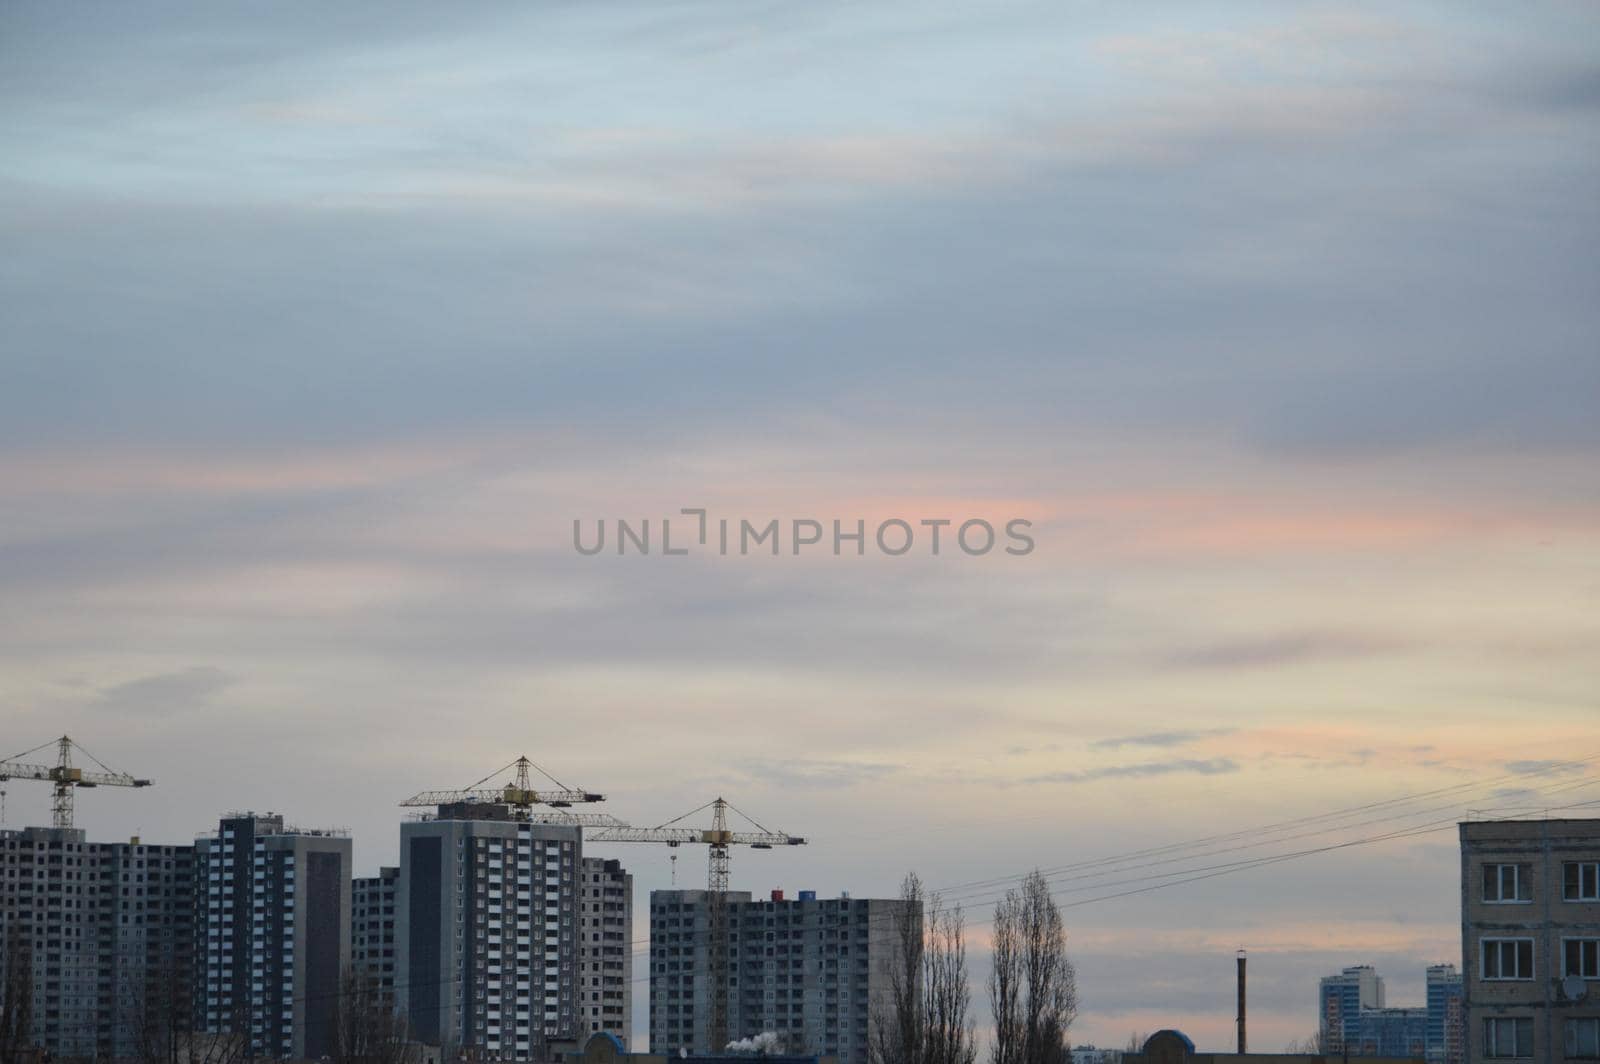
[
  {"left": 0, "top": 737, "right": 191, "bottom": 1062},
  {"left": 0, "top": 742, "right": 816, "bottom": 1061},
  {"left": 647, "top": 888, "right": 905, "bottom": 1064},
  {"left": 0, "top": 825, "right": 196, "bottom": 1061}
]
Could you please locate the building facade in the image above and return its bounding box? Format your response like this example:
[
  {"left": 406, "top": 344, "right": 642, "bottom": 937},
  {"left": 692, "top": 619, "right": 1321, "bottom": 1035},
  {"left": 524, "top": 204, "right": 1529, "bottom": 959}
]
[
  {"left": 1353, "top": 1007, "right": 1428, "bottom": 1059},
  {"left": 354, "top": 864, "right": 400, "bottom": 1001},
  {"left": 580, "top": 857, "right": 633, "bottom": 1047},
  {"left": 1321, "top": 965, "right": 1386, "bottom": 1052},
  {"left": 1423, "top": 965, "right": 1464, "bottom": 1064},
  {"left": 397, "top": 804, "right": 585, "bottom": 1058},
  {"left": 194, "top": 812, "right": 352, "bottom": 1060},
  {"left": 0, "top": 826, "right": 195, "bottom": 1061},
  {"left": 649, "top": 888, "right": 907, "bottom": 1064},
  {"left": 1460, "top": 817, "right": 1600, "bottom": 1063},
  {"left": 1319, "top": 964, "right": 1462, "bottom": 1063}
]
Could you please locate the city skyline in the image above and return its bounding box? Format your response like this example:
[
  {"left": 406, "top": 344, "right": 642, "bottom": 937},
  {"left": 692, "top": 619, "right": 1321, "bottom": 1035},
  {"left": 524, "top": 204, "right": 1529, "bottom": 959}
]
[
  {"left": 3, "top": 0, "right": 1598, "bottom": 1055},
  {"left": 1, "top": 745, "right": 1588, "bottom": 1053}
]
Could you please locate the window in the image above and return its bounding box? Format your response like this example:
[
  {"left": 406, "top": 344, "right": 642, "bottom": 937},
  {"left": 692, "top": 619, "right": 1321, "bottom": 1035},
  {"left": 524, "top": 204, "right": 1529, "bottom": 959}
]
[
  {"left": 1485, "top": 1018, "right": 1533, "bottom": 1059},
  {"left": 1484, "top": 863, "right": 1533, "bottom": 903},
  {"left": 1568, "top": 939, "right": 1600, "bottom": 979},
  {"left": 1482, "top": 938, "right": 1535, "bottom": 980},
  {"left": 1570, "top": 1018, "right": 1600, "bottom": 1059},
  {"left": 1567, "top": 862, "right": 1600, "bottom": 902}
]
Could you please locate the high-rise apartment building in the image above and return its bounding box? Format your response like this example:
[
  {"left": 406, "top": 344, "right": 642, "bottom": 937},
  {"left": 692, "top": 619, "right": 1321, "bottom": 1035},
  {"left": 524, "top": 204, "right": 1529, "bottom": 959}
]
[
  {"left": 354, "top": 865, "right": 400, "bottom": 1001},
  {"left": 579, "top": 857, "right": 632, "bottom": 1046},
  {"left": 396, "top": 803, "right": 585, "bottom": 1059},
  {"left": 1321, "top": 965, "right": 1386, "bottom": 1051},
  {"left": 1460, "top": 817, "right": 1600, "bottom": 1062},
  {"left": 194, "top": 812, "right": 352, "bottom": 1060},
  {"left": 1319, "top": 963, "right": 1463, "bottom": 1063},
  {"left": 649, "top": 888, "right": 908, "bottom": 1064},
  {"left": 0, "top": 826, "right": 195, "bottom": 1061},
  {"left": 1424, "top": 965, "right": 1464, "bottom": 1064}
]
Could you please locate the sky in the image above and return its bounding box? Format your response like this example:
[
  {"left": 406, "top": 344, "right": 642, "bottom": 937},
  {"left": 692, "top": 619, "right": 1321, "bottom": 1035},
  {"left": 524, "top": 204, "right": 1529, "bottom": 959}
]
[{"left": 2, "top": 0, "right": 1598, "bottom": 1053}]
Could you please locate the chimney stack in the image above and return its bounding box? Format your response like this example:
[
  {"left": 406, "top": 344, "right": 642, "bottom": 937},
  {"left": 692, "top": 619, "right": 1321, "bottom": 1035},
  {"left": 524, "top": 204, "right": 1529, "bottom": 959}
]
[{"left": 1236, "top": 949, "right": 1248, "bottom": 1054}]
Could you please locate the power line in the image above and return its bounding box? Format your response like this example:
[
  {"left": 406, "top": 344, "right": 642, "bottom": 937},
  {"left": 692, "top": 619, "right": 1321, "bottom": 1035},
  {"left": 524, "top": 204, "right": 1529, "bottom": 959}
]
[
  {"left": 937, "top": 752, "right": 1600, "bottom": 896},
  {"left": 606, "top": 761, "right": 1600, "bottom": 956}
]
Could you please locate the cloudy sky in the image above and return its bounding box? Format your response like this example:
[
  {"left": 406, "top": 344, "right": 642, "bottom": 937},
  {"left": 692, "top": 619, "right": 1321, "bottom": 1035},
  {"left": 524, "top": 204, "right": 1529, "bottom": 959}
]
[{"left": 2, "top": 0, "right": 1598, "bottom": 1051}]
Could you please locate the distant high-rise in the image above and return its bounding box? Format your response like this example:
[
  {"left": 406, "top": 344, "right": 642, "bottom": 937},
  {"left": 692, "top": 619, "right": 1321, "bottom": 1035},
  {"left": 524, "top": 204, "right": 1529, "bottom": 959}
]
[
  {"left": 1318, "top": 964, "right": 1462, "bottom": 1063},
  {"left": 649, "top": 888, "right": 907, "bottom": 1064},
  {"left": 396, "top": 803, "right": 584, "bottom": 1058},
  {"left": 1460, "top": 818, "right": 1600, "bottom": 1063},
  {"left": 1320, "top": 965, "right": 1386, "bottom": 1051},
  {"left": 1352, "top": 1006, "right": 1428, "bottom": 1059},
  {"left": 579, "top": 857, "right": 633, "bottom": 1046},
  {"left": 194, "top": 812, "right": 352, "bottom": 1060},
  {"left": 1424, "top": 964, "right": 1464, "bottom": 1064},
  {"left": 353, "top": 865, "right": 400, "bottom": 1001},
  {"left": 0, "top": 826, "right": 195, "bottom": 1061}
]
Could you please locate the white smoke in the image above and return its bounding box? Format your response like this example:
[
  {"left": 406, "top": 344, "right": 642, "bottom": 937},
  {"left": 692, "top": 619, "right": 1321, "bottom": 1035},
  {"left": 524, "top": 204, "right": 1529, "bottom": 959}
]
[{"left": 724, "top": 1031, "right": 785, "bottom": 1055}]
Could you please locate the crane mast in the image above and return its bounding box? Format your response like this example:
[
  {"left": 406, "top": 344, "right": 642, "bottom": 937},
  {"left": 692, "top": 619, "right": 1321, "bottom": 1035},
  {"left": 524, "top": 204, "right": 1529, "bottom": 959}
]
[
  {"left": 707, "top": 800, "right": 731, "bottom": 1051},
  {"left": 0, "top": 735, "right": 153, "bottom": 831}
]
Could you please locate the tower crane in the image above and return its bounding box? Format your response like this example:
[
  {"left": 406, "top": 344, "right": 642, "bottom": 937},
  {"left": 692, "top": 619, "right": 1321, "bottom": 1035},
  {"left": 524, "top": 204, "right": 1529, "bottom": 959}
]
[
  {"left": 589, "top": 797, "right": 807, "bottom": 1050},
  {"left": 0, "top": 735, "right": 152, "bottom": 830},
  {"left": 400, "top": 755, "right": 620, "bottom": 826}
]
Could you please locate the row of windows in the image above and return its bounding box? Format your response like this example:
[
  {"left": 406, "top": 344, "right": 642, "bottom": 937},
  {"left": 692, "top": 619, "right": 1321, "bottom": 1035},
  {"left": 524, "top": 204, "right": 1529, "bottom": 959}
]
[
  {"left": 1484, "top": 1016, "right": 1599, "bottom": 1058},
  {"left": 1482, "top": 861, "right": 1600, "bottom": 903},
  {"left": 1480, "top": 937, "right": 1600, "bottom": 980}
]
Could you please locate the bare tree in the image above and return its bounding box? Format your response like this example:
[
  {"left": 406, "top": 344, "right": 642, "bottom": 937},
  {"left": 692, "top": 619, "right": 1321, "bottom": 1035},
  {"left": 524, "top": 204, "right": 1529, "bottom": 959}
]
[
  {"left": 127, "top": 957, "right": 251, "bottom": 1064},
  {"left": 330, "top": 967, "right": 417, "bottom": 1064},
  {"left": 871, "top": 872, "right": 926, "bottom": 1064},
  {"left": 988, "top": 870, "right": 1076, "bottom": 1064},
  {"left": 1125, "top": 1031, "right": 1148, "bottom": 1053},
  {"left": 1284, "top": 1029, "right": 1332, "bottom": 1053},
  {"left": 871, "top": 873, "right": 977, "bottom": 1064},
  {"left": 922, "top": 893, "right": 977, "bottom": 1064}
]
